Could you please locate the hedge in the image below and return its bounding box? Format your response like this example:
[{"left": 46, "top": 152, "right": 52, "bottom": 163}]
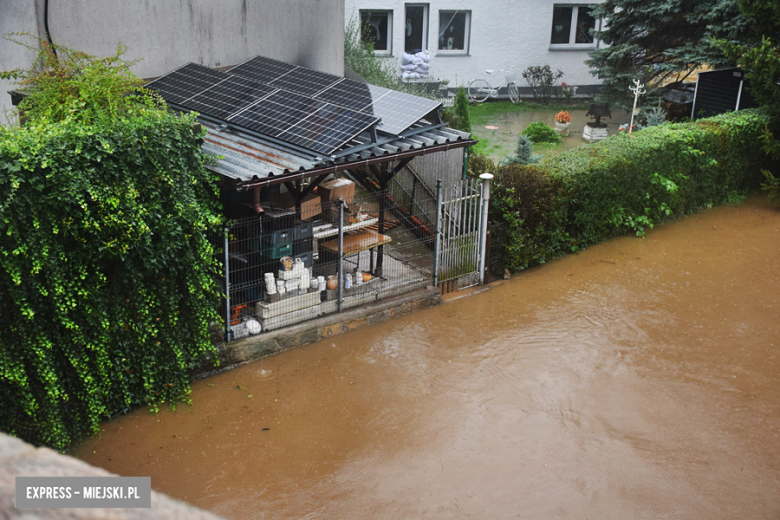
[
  {"left": 472, "top": 109, "right": 774, "bottom": 273},
  {"left": 0, "top": 113, "right": 221, "bottom": 451}
]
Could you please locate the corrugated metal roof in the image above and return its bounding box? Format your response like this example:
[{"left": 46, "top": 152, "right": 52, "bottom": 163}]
[{"left": 203, "top": 121, "right": 474, "bottom": 185}]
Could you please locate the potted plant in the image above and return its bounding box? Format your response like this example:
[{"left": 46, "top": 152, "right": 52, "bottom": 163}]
[{"left": 554, "top": 110, "right": 571, "bottom": 132}]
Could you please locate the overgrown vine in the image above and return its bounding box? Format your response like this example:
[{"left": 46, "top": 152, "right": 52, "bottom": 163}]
[{"left": 0, "top": 36, "right": 222, "bottom": 451}]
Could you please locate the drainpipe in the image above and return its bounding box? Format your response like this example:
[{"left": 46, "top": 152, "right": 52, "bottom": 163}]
[
  {"left": 478, "top": 173, "right": 493, "bottom": 285},
  {"left": 44, "top": 0, "right": 58, "bottom": 60},
  {"left": 253, "top": 185, "right": 263, "bottom": 214}
]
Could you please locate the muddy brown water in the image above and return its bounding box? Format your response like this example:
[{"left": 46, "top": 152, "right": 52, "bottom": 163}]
[{"left": 72, "top": 196, "right": 780, "bottom": 519}]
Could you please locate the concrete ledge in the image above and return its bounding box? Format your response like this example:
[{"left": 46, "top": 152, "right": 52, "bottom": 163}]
[
  {"left": 195, "top": 286, "right": 442, "bottom": 379},
  {"left": 0, "top": 433, "right": 224, "bottom": 519}
]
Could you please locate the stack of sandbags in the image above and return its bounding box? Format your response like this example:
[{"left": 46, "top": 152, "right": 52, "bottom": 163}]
[{"left": 400, "top": 51, "right": 430, "bottom": 81}]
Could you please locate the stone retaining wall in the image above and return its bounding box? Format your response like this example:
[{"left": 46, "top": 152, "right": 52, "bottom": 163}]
[{"left": 198, "top": 286, "right": 442, "bottom": 378}]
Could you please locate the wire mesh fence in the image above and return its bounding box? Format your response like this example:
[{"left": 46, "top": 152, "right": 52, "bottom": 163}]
[{"left": 209, "top": 176, "right": 438, "bottom": 341}]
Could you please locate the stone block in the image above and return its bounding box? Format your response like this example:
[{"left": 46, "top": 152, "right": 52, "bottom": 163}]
[
  {"left": 256, "top": 291, "right": 320, "bottom": 319},
  {"left": 259, "top": 304, "right": 321, "bottom": 331},
  {"left": 321, "top": 323, "right": 343, "bottom": 337}
]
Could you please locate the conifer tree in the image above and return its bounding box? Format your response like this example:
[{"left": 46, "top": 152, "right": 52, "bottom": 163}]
[
  {"left": 454, "top": 87, "right": 472, "bottom": 133},
  {"left": 587, "top": 0, "right": 754, "bottom": 107}
]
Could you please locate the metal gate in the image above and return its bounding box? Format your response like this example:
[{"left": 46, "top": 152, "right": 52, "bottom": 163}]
[{"left": 435, "top": 176, "right": 484, "bottom": 288}]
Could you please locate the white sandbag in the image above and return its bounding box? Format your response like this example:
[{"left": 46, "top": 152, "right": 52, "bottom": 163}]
[
  {"left": 415, "top": 51, "right": 430, "bottom": 61},
  {"left": 415, "top": 62, "right": 429, "bottom": 71},
  {"left": 400, "top": 63, "right": 417, "bottom": 71},
  {"left": 401, "top": 52, "right": 416, "bottom": 65},
  {"left": 411, "top": 57, "right": 424, "bottom": 65}
]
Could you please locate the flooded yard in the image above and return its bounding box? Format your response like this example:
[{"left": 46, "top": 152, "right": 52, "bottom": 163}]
[
  {"left": 471, "top": 106, "right": 632, "bottom": 161},
  {"left": 72, "top": 196, "right": 780, "bottom": 519}
]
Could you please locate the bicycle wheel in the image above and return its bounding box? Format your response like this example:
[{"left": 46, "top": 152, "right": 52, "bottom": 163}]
[
  {"left": 467, "top": 79, "right": 491, "bottom": 103},
  {"left": 507, "top": 82, "right": 520, "bottom": 103}
]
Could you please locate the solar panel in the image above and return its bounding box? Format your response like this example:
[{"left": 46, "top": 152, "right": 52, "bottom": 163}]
[
  {"left": 147, "top": 56, "right": 442, "bottom": 154},
  {"left": 145, "top": 63, "right": 227, "bottom": 106},
  {"left": 229, "top": 90, "right": 379, "bottom": 155},
  {"left": 186, "top": 76, "right": 277, "bottom": 121},
  {"left": 227, "top": 55, "right": 297, "bottom": 83},
  {"left": 314, "top": 80, "right": 390, "bottom": 113},
  {"left": 279, "top": 102, "right": 380, "bottom": 155},
  {"left": 366, "top": 90, "right": 441, "bottom": 135},
  {"left": 267, "top": 68, "right": 342, "bottom": 97},
  {"left": 314, "top": 79, "right": 441, "bottom": 135}
]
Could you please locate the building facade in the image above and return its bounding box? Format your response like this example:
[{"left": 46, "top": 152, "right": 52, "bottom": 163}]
[
  {"left": 345, "top": 0, "right": 605, "bottom": 92},
  {"left": 1, "top": 0, "right": 346, "bottom": 122}
]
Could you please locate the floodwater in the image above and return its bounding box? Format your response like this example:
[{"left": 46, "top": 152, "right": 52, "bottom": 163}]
[
  {"left": 473, "top": 108, "right": 632, "bottom": 161},
  {"left": 73, "top": 196, "right": 780, "bottom": 519}
]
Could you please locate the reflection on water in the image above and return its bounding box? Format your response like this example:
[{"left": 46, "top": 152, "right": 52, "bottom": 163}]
[{"left": 72, "top": 196, "right": 780, "bottom": 519}]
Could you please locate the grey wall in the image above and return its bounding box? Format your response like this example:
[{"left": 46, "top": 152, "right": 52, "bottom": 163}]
[
  {"left": 1, "top": 0, "right": 345, "bottom": 123},
  {"left": 0, "top": 1, "right": 41, "bottom": 125}
]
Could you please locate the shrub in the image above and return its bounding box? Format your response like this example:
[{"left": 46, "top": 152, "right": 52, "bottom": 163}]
[
  {"left": 0, "top": 41, "right": 221, "bottom": 451},
  {"left": 521, "top": 65, "right": 564, "bottom": 105},
  {"left": 479, "top": 109, "right": 773, "bottom": 274},
  {"left": 522, "top": 122, "right": 561, "bottom": 144}
]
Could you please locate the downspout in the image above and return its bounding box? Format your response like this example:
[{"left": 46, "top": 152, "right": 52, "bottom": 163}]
[
  {"left": 44, "top": 0, "right": 58, "bottom": 60},
  {"left": 253, "top": 185, "right": 264, "bottom": 214}
]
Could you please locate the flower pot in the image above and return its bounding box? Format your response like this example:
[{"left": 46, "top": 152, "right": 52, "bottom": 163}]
[
  {"left": 326, "top": 275, "right": 338, "bottom": 290},
  {"left": 554, "top": 122, "right": 571, "bottom": 131}
]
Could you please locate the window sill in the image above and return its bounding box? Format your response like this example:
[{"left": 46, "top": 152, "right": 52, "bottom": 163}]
[
  {"left": 374, "top": 52, "right": 394, "bottom": 58},
  {"left": 548, "top": 44, "right": 597, "bottom": 51},
  {"left": 435, "top": 52, "right": 470, "bottom": 57}
]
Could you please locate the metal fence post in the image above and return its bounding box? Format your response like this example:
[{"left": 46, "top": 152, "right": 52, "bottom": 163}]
[
  {"left": 478, "top": 173, "right": 493, "bottom": 285},
  {"left": 223, "top": 226, "right": 232, "bottom": 342},
  {"left": 337, "top": 198, "right": 344, "bottom": 313},
  {"left": 433, "top": 179, "right": 442, "bottom": 287}
]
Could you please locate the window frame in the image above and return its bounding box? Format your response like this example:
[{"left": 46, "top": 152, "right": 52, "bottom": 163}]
[
  {"left": 436, "top": 10, "right": 471, "bottom": 56},
  {"left": 404, "top": 3, "right": 429, "bottom": 54},
  {"left": 360, "top": 9, "right": 394, "bottom": 56},
  {"left": 549, "top": 4, "right": 601, "bottom": 50}
]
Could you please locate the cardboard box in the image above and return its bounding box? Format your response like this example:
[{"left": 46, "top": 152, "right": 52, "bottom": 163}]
[
  {"left": 268, "top": 192, "right": 322, "bottom": 220},
  {"left": 318, "top": 178, "right": 355, "bottom": 205}
]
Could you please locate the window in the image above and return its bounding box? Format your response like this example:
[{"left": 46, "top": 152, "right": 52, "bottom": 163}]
[
  {"left": 438, "top": 10, "right": 471, "bottom": 54},
  {"left": 404, "top": 4, "right": 429, "bottom": 53},
  {"left": 550, "top": 5, "right": 600, "bottom": 47},
  {"left": 360, "top": 10, "right": 393, "bottom": 55}
]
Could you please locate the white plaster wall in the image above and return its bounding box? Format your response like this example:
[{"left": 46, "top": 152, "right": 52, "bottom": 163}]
[
  {"left": 2, "top": 0, "right": 345, "bottom": 123},
  {"left": 0, "top": 1, "right": 41, "bottom": 124},
  {"left": 345, "top": 0, "right": 603, "bottom": 89}
]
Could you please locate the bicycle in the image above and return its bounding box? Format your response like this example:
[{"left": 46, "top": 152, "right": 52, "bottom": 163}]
[{"left": 467, "top": 66, "right": 519, "bottom": 103}]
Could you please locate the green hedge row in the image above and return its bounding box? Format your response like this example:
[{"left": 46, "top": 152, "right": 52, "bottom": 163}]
[
  {"left": 0, "top": 113, "right": 221, "bottom": 451},
  {"left": 472, "top": 109, "right": 774, "bottom": 273}
]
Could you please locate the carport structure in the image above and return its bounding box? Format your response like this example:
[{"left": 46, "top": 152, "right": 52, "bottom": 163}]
[{"left": 146, "top": 56, "right": 476, "bottom": 336}]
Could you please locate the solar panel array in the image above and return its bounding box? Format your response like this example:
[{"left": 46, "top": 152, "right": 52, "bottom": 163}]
[
  {"left": 145, "top": 56, "right": 441, "bottom": 155},
  {"left": 230, "top": 56, "right": 442, "bottom": 135}
]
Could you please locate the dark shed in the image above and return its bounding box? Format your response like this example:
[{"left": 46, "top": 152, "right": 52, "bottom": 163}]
[{"left": 691, "top": 68, "right": 759, "bottom": 119}]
